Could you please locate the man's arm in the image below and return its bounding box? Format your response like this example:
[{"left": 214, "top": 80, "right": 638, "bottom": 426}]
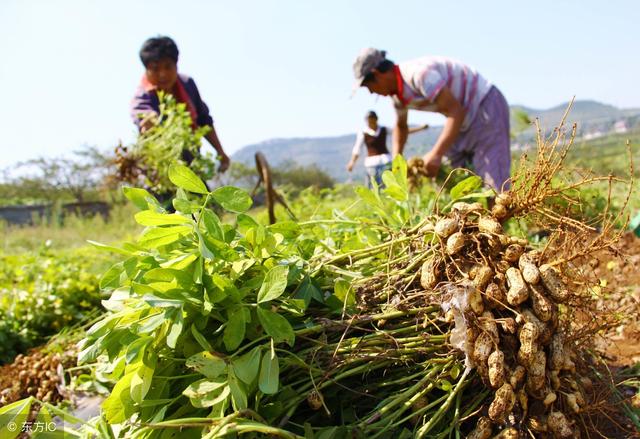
[
  {"left": 392, "top": 109, "right": 409, "bottom": 157},
  {"left": 422, "top": 86, "right": 466, "bottom": 176},
  {"left": 205, "top": 126, "right": 230, "bottom": 173},
  {"left": 130, "top": 90, "right": 159, "bottom": 133}
]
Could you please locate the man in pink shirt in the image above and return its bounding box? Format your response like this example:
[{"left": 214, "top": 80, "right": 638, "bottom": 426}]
[{"left": 352, "top": 48, "right": 511, "bottom": 190}]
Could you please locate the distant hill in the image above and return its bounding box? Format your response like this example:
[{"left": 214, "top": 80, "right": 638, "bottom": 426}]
[
  {"left": 511, "top": 100, "right": 640, "bottom": 143},
  {"left": 232, "top": 100, "right": 640, "bottom": 182},
  {"left": 512, "top": 100, "right": 640, "bottom": 125},
  {"left": 232, "top": 129, "right": 443, "bottom": 183}
]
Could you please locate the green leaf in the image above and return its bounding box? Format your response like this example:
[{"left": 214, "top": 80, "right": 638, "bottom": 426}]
[
  {"left": 437, "top": 379, "right": 452, "bottom": 391},
  {"left": 236, "top": 213, "right": 259, "bottom": 236},
  {"left": 123, "top": 256, "right": 140, "bottom": 278},
  {"left": 450, "top": 176, "right": 483, "bottom": 201},
  {"left": 382, "top": 170, "right": 408, "bottom": 201},
  {"left": 135, "top": 211, "right": 192, "bottom": 226},
  {"left": 268, "top": 221, "right": 301, "bottom": 239},
  {"left": 279, "top": 298, "right": 306, "bottom": 316},
  {"left": 125, "top": 336, "right": 152, "bottom": 363},
  {"left": 137, "top": 312, "right": 166, "bottom": 334},
  {"left": 168, "top": 164, "right": 208, "bottom": 194},
  {"left": 202, "top": 209, "right": 224, "bottom": 241},
  {"left": 355, "top": 186, "right": 385, "bottom": 213},
  {"left": 334, "top": 279, "right": 355, "bottom": 306},
  {"left": 223, "top": 308, "right": 246, "bottom": 351},
  {"left": 295, "top": 277, "right": 323, "bottom": 307},
  {"left": 202, "top": 274, "right": 227, "bottom": 304},
  {"left": 183, "top": 378, "right": 226, "bottom": 399},
  {"left": 197, "top": 230, "right": 215, "bottom": 260},
  {"left": 257, "top": 265, "right": 289, "bottom": 303},
  {"left": 257, "top": 307, "right": 295, "bottom": 346},
  {"left": 78, "top": 334, "right": 106, "bottom": 364},
  {"left": 228, "top": 369, "right": 248, "bottom": 410},
  {"left": 173, "top": 198, "right": 200, "bottom": 214},
  {"left": 304, "top": 423, "right": 315, "bottom": 439},
  {"left": 130, "top": 353, "right": 156, "bottom": 404},
  {"left": 161, "top": 253, "right": 198, "bottom": 270},
  {"left": 32, "top": 407, "right": 71, "bottom": 437},
  {"left": 182, "top": 378, "right": 229, "bottom": 408},
  {"left": 186, "top": 352, "right": 227, "bottom": 378},
  {"left": 211, "top": 187, "right": 253, "bottom": 213},
  {"left": 0, "top": 397, "right": 33, "bottom": 439},
  {"left": 231, "top": 259, "right": 255, "bottom": 278},
  {"left": 259, "top": 341, "right": 279, "bottom": 394},
  {"left": 245, "top": 226, "right": 266, "bottom": 247},
  {"left": 455, "top": 188, "right": 494, "bottom": 201},
  {"left": 392, "top": 153, "right": 408, "bottom": 184},
  {"left": 99, "top": 263, "right": 123, "bottom": 290},
  {"left": 86, "top": 315, "right": 120, "bottom": 338},
  {"left": 166, "top": 308, "right": 184, "bottom": 349},
  {"left": 139, "top": 225, "right": 192, "bottom": 247},
  {"left": 232, "top": 347, "right": 261, "bottom": 385},
  {"left": 123, "top": 186, "right": 158, "bottom": 210},
  {"left": 34, "top": 404, "right": 54, "bottom": 425},
  {"left": 450, "top": 364, "right": 461, "bottom": 380},
  {"left": 103, "top": 371, "right": 136, "bottom": 423},
  {"left": 34, "top": 402, "right": 86, "bottom": 427},
  {"left": 191, "top": 324, "right": 213, "bottom": 351},
  {"left": 87, "top": 240, "right": 133, "bottom": 256},
  {"left": 144, "top": 267, "right": 194, "bottom": 289},
  {"left": 142, "top": 295, "right": 183, "bottom": 308}
]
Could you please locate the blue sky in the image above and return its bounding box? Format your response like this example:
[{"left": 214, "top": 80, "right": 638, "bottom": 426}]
[{"left": 0, "top": 0, "right": 638, "bottom": 167}]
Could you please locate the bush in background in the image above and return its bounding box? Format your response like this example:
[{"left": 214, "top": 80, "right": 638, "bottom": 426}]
[{"left": 0, "top": 245, "right": 111, "bottom": 363}]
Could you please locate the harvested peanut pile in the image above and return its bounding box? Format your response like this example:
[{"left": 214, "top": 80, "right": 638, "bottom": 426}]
[
  {"left": 407, "top": 157, "right": 428, "bottom": 190},
  {"left": 0, "top": 347, "right": 77, "bottom": 406},
  {"left": 367, "top": 198, "right": 610, "bottom": 437}
]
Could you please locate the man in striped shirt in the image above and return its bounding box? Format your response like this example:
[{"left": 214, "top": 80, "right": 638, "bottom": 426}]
[{"left": 352, "top": 48, "right": 511, "bottom": 190}]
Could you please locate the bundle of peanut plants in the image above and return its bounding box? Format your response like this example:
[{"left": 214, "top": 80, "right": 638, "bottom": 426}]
[{"left": 1, "top": 118, "right": 635, "bottom": 439}]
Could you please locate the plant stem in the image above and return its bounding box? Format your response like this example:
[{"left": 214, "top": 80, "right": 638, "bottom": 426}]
[{"left": 416, "top": 367, "right": 471, "bottom": 438}]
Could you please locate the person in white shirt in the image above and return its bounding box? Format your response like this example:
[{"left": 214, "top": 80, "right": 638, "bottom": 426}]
[{"left": 347, "top": 110, "right": 428, "bottom": 187}]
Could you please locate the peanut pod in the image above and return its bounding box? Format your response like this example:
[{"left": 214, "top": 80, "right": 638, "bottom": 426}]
[
  {"left": 420, "top": 259, "right": 440, "bottom": 289},
  {"left": 435, "top": 217, "right": 459, "bottom": 238},
  {"left": 506, "top": 267, "right": 529, "bottom": 305},
  {"left": 539, "top": 264, "right": 569, "bottom": 302},
  {"left": 478, "top": 216, "right": 503, "bottom": 235},
  {"left": 446, "top": 232, "right": 466, "bottom": 255},
  {"left": 528, "top": 283, "right": 554, "bottom": 322},
  {"left": 488, "top": 383, "right": 516, "bottom": 422},
  {"left": 547, "top": 411, "right": 573, "bottom": 438},
  {"left": 468, "top": 416, "right": 493, "bottom": 439},
  {"left": 488, "top": 349, "right": 506, "bottom": 388}
]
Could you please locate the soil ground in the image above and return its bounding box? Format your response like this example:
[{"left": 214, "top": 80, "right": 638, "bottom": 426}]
[{"left": 593, "top": 233, "right": 640, "bottom": 366}]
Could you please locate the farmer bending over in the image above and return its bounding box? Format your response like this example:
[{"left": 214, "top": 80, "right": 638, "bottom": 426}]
[
  {"left": 352, "top": 48, "right": 511, "bottom": 190},
  {"left": 130, "top": 36, "right": 230, "bottom": 173},
  {"left": 347, "top": 110, "right": 428, "bottom": 187}
]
